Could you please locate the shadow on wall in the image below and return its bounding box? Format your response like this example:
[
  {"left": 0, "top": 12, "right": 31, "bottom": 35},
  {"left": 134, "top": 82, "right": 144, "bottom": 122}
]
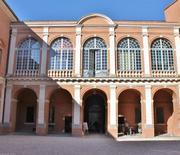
[{"left": 3, "top": 22, "right": 86, "bottom": 137}]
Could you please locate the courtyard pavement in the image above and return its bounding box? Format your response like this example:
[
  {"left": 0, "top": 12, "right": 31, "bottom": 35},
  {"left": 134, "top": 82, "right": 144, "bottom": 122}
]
[{"left": 0, "top": 134, "right": 180, "bottom": 155}]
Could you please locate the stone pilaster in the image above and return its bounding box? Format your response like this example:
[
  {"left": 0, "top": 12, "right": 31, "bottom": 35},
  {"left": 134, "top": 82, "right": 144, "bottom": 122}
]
[
  {"left": 40, "top": 27, "right": 49, "bottom": 75},
  {"left": 142, "top": 27, "right": 150, "bottom": 77},
  {"left": 36, "top": 85, "right": 47, "bottom": 135},
  {"left": 74, "top": 26, "right": 82, "bottom": 77},
  {"left": 72, "top": 85, "right": 82, "bottom": 136},
  {"left": 7, "top": 28, "right": 17, "bottom": 76},
  {"left": 109, "top": 26, "right": 116, "bottom": 77}
]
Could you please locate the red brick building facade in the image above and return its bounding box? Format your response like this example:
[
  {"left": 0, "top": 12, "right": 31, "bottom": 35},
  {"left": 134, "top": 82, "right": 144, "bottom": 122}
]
[{"left": 0, "top": 0, "right": 180, "bottom": 139}]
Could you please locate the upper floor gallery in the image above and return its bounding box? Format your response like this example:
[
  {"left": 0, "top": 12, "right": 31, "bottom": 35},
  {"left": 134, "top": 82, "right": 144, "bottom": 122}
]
[{"left": 1, "top": 0, "right": 180, "bottom": 79}]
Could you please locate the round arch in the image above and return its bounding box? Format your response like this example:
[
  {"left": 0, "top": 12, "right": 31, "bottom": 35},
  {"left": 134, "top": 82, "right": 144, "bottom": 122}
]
[
  {"left": 48, "top": 88, "right": 73, "bottom": 134},
  {"left": 118, "top": 89, "right": 142, "bottom": 135},
  {"left": 153, "top": 88, "right": 174, "bottom": 136},
  {"left": 15, "top": 88, "right": 37, "bottom": 132},
  {"left": 78, "top": 13, "right": 114, "bottom": 25},
  {"left": 83, "top": 89, "right": 107, "bottom": 134}
]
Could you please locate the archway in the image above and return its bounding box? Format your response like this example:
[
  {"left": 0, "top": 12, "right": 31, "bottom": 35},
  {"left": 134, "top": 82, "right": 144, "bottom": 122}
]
[
  {"left": 16, "top": 88, "right": 37, "bottom": 132},
  {"left": 153, "top": 89, "right": 173, "bottom": 136},
  {"left": 48, "top": 89, "right": 72, "bottom": 134},
  {"left": 83, "top": 89, "right": 107, "bottom": 134},
  {"left": 118, "top": 89, "right": 141, "bottom": 136}
]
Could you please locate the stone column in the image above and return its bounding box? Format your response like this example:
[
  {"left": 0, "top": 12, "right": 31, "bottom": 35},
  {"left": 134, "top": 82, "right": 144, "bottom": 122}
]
[
  {"left": 74, "top": 26, "right": 82, "bottom": 77},
  {"left": 3, "top": 84, "right": 13, "bottom": 131},
  {"left": 142, "top": 27, "right": 151, "bottom": 77},
  {"left": 40, "top": 27, "right": 49, "bottom": 75},
  {"left": 72, "top": 85, "right": 82, "bottom": 136},
  {"left": 109, "top": 85, "right": 118, "bottom": 138},
  {"left": 0, "top": 83, "right": 5, "bottom": 124},
  {"left": 36, "top": 85, "right": 47, "bottom": 135},
  {"left": 7, "top": 28, "right": 17, "bottom": 76},
  {"left": 174, "top": 27, "right": 180, "bottom": 76},
  {"left": 143, "top": 85, "right": 154, "bottom": 137},
  {"left": 109, "top": 26, "right": 116, "bottom": 77}
]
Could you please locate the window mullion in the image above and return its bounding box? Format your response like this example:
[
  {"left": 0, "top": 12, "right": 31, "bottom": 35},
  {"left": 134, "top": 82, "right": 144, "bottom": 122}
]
[
  {"left": 122, "top": 50, "right": 124, "bottom": 71},
  {"left": 167, "top": 49, "right": 170, "bottom": 70},
  {"left": 154, "top": 49, "right": 158, "bottom": 70},
  {"left": 161, "top": 49, "right": 164, "bottom": 70},
  {"left": 134, "top": 49, "right": 137, "bottom": 71},
  {"left": 66, "top": 49, "right": 69, "bottom": 70}
]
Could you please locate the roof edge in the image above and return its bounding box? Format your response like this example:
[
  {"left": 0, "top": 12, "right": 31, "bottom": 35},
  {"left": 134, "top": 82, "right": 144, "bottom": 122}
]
[
  {"left": 164, "top": 0, "right": 178, "bottom": 11},
  {"left": 1, "top": 0, "right": 19, "bottom": 21}
]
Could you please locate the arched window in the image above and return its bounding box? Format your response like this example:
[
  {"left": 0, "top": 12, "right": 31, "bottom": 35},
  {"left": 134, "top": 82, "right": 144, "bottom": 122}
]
[
  {"left": 49, "top": 37, "right": 73, "bottom": 70},
  {"left": 83, "top": 37, "right": 108, "bottom": 77},
  {"left": 16, "top": 38, "right": 40, "bottom": 70},
  {"left": 117, "top": 38, "right": 141, "bottom": 71},
  {"left": 151, "top": 38, "right": 174, "bottom": 71}
]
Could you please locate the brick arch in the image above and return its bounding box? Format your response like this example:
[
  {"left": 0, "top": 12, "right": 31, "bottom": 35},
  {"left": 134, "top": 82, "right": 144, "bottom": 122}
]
[
  {"left": 152, "top": 87, "right": 176, "bottom": 98},
  {"left": 78, "top": 13, "right": 114, "bottom": 25},
  {"left": 116, "top": 36, "right": 143, "bottom": 48},
  {"left": 117, "top": 88, "right": 144, "bottom": 100},
  {"left": 149, "top": 37, "right": 175, "bottom": 49},
  {"left": 15, "top": 88, "right": 38, "bottom": 132},
  {"left": 48, "top": 88, "right": 73, "bottom": 134},
  {"left": 118, "top": 89, "right": 142, "bottom": 134},
  {"left": 49, "top": 88, "right": 73, "bottom": 101},
  {"left": 117, "top": 37, "right": 142, "bottom": 48},
  {"left": 49, "top": 36, "right": 74, "bottom": 48},
  {"left": 82, "top": 36, "right": 108, "bottom": 49},
  {"left": 14, "top": 87, "right": 38, "bottom": 100},
  {"left": 16, "top": 36, "right": 41, "bottom": 48},
  {"left": 153, "top": 88, "right": 174, "bottom": 136},
  {"left": 83, "top": 88, "right": 107, "bottom": 102},
  {"left": 82, "top": 88, "right": 108, "bottom": 134},
  {"left": 47, "top": 86, "right": 73, "bottom": 101}
]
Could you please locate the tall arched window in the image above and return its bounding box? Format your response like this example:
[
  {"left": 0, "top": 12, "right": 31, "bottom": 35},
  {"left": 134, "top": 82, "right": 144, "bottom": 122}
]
[
  {"left": 151, "top": 38, "right": 174, "bottom": 71},
  {"left": 117, "top": 37, "right": 141, "bottom": 71},
  {"left": 16, "top": 38, "right": 40, "bottom": 70},
  {"left": 83, "top": 37, "right": 108, "bottom": 77},
  {"left": 49, "top": 37, "right": 73, "bottom": 70}
]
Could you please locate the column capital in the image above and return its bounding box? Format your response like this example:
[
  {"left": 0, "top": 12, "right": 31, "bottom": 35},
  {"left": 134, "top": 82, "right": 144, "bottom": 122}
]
[
  {"left": 74, "top": 84, "right": 81, "bottom": 89},
  {"left": 145, "top": 85, "right": 151, "bottom": 89},
  {"left": 11, "top": 28, "right": 17, "bottom": 37},
  {"left": 39, "top": 85, "right": 46, "bottom": 89},
  {"left": 43, "top": 27, "right": 49, "bottom": 36},
  {"left": 6, "top": 84, "right": 12, "bottom": 89},
  {"left": 110, "top": 85, "right": 117, "bottom": 89},
  {"left": 76, "top": 25, "right": 82, "bottom": 35}
]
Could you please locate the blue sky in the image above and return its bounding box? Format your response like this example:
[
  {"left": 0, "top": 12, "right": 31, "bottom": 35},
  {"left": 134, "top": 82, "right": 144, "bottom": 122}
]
[{"left": 6, "top": 0, "right": 173, "bottom": 21}]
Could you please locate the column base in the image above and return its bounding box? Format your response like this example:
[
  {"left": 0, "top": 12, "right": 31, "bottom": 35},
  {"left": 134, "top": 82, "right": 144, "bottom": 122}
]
[
  {"left": 72, "top": 125, "right": 83, "bottom": 136},
  {"left": 142, "top": 124, "right": 155, "bottom": 138},
  {"left": 0, "top": 123, "right": 12, "bottom": 134},
  {"left": 107, "top": 126, "right": 118, "bottom": 139},
  {"left": 36, "top": 124, "right": 48, "bottom": 136}
]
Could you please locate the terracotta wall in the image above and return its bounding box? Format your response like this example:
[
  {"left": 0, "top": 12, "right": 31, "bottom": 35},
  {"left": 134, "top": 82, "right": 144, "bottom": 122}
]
[
  {"left": 0, "top": 8, "right": 11, "bottom": 76},
  {"left": 165, "top": 0, "right": 180, "bottom": 22},
  {"left": 49, "top": 89, "right": 72, "bottom": 133}
]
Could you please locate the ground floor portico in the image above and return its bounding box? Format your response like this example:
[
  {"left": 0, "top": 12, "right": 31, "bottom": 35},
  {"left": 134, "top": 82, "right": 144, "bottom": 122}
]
[{"left": 0, "top": 78, "right": 180, "bottom": 139}]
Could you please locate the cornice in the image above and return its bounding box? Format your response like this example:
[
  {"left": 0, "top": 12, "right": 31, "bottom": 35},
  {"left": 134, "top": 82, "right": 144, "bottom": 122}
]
[
  {"left": 11, "top": 21, "right": 180, "bottom": 29},
  {"left": 6, "top": 76, "right": 180, "bottom": 83}
]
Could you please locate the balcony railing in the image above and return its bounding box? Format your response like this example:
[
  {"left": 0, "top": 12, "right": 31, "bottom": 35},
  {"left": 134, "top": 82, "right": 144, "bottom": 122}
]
[
  {"left": 117, "top": 70, "right": 143, "bottom": 78},
  {"left": 13, "top": 69, "right": 177, "bottom": 79},
  {"left": 14, "top": 70, "right": 40, "bottom": 77},
  {"left": 152, "top": 70, "right": 176, "bottom": 77},
  {"left": 48, "top": 70, "right": 73, "bottom": 78}
]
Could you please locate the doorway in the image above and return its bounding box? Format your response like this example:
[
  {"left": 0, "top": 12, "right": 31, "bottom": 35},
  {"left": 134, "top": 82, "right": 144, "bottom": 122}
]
[{"left": 84, "top": 92, "right": 106, "bottom": 134}]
